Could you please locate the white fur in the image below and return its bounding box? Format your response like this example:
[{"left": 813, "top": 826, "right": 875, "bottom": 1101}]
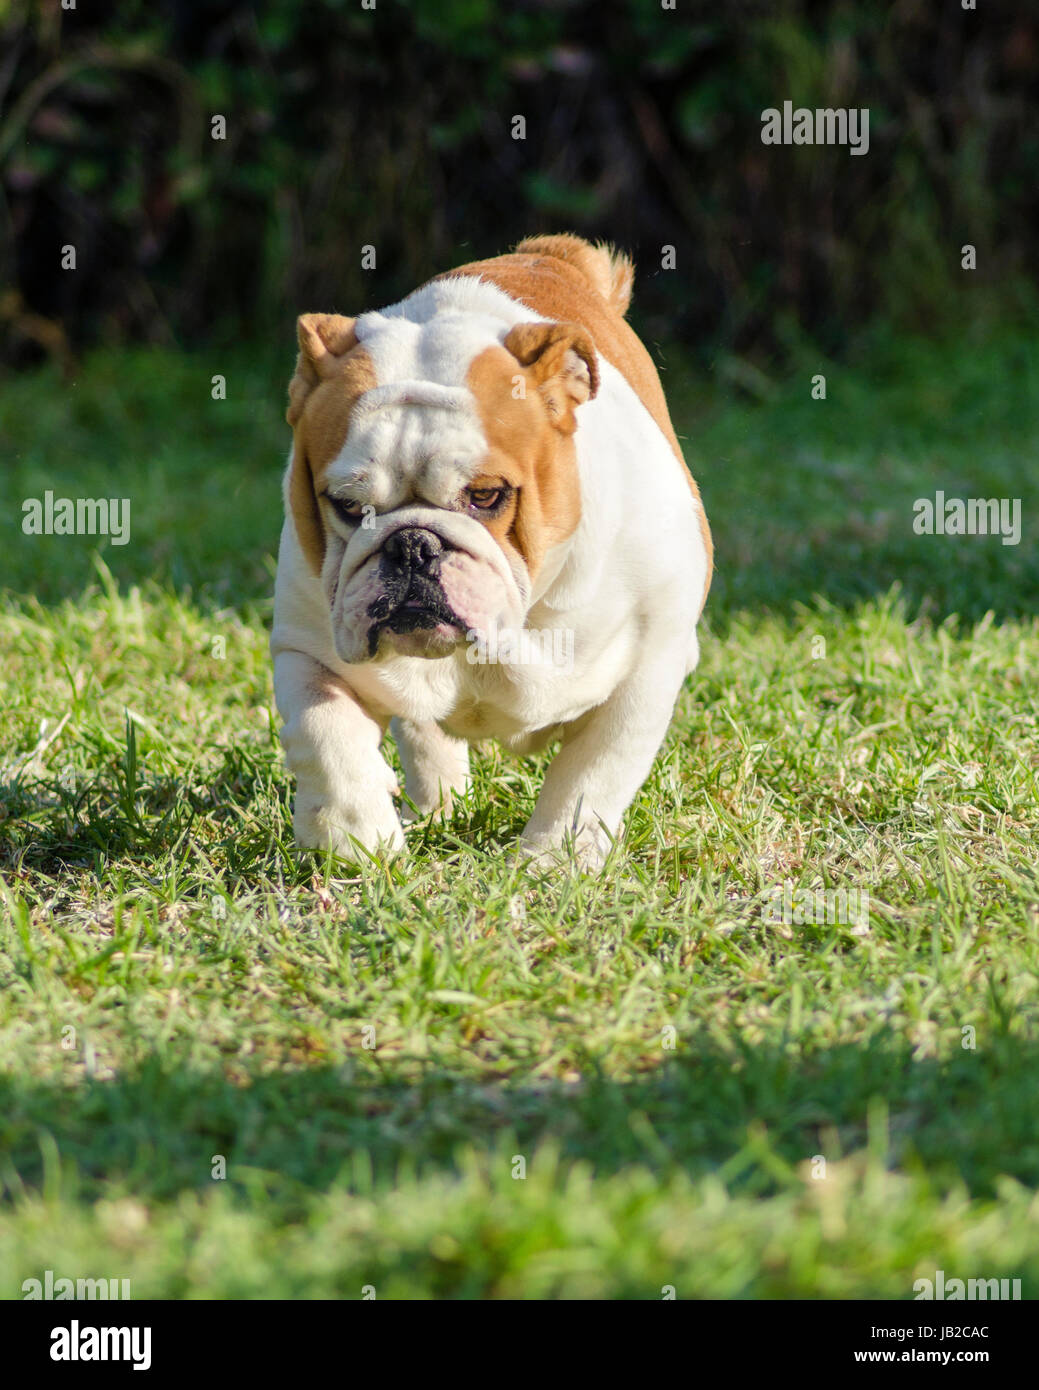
[{"left": 271, "top": 273, "right": 708, "bottom": 869}]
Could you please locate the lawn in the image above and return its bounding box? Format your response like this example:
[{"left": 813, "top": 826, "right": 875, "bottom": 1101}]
[{"left": 1, "top": 321, "right": 1038, "bottom": 1298}]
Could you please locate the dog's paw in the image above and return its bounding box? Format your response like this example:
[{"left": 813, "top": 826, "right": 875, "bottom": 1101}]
[
  {"left": 293, "top": 793, "right": 405, "bottom": 865},
  {"left": 517, "top": 816, "right": 614, "bottom": 874},
  {"left": 400, "top": 785, "right": 466, "bottom": 827}
]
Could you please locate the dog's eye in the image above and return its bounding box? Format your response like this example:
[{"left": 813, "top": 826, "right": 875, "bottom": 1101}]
[
  {"left": 326, "top": 494, "right": 365, "bottom": 522},
  {"left": 467, "top": 487, "right": 503, "bottom": 511}
]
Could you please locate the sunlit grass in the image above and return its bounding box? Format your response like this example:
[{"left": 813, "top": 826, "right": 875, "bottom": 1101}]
[{"left": 1, "top": 326, "right": 1038, "bottom": 1297}]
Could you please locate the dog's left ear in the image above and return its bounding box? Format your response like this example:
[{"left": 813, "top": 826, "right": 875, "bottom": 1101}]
[
  {"left": 286, "top": 312, "right": 358, "bottom": 425},
  {"left": 504, "top": 321, "right": 599, "bottom": 434}
]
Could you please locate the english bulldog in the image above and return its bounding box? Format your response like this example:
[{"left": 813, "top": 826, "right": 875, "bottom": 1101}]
[{"left": 271, "top": 234, "right": 712, "bottom": 871}]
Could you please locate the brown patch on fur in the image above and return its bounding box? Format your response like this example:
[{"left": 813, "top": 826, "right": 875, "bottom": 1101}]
[
  {"left": 438, "top": 237, "right": 713, "bottom": 610},
  {"left": 514, "top": 234, "right": 634, "bottom": 316},
  {"left": 287, "top": 313, "right": 360, "bottom": 425},
  {"left": 286, "top": 313, "right": 377, "bottom": 576},
  {"left": 465, "top": 343, "right": 584, "bottom": 583},
  {"left": 502, "top": 320, "right": 598, "bottom": 431}
]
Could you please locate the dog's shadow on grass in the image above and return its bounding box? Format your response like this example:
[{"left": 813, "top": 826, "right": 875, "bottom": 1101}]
[{"left": 3, "top": 1028, "right": 1036, "bottom": 1216}]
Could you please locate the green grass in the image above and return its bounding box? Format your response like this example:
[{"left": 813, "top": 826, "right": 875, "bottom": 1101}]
[{"left": 1, "top": 325, "right": 1038, "bottom": 1298}]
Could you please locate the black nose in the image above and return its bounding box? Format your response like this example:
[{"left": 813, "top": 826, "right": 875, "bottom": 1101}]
[{"left": 383, "top": 527, "right": 443, "bottom": 574}]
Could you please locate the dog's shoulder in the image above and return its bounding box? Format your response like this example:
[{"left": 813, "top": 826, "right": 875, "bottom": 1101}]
[{"left": 435, "top": 236, "right": 712, "bottom": 600}]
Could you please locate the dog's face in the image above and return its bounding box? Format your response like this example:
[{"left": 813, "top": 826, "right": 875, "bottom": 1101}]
[{"left": 285, "top": 305, "right": 598, "bottom": 665}]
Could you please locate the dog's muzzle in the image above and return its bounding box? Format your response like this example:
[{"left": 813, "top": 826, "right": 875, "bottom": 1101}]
[{"left": 365, "top": 526, "right": 463, "bottom": 656}]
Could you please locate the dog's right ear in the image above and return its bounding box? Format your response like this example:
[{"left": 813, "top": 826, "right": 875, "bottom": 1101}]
[
  {"left": 286, "top": 313, "right": 358, "bottom": 425},
  {"left": 286, "top": 313, "right": 358, "bottom": 577}
]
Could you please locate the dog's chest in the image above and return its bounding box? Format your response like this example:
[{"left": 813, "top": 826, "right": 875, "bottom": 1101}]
[
  {"left": 442, "top": 620, "right": 637, "bottom": 741},
  {"left": 356, "top": 611, "right": 633, "bottom": 740}
]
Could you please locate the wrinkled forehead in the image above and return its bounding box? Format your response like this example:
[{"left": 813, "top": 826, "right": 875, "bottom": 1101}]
[
  {"left": 321, "top": 306, "right": 510, "bottom": 493},
  {"left": 329, "top": 388, "right": 487, "bottom": 499},
  {"left": 358, "top": 300, "right": 509, "bottom": 387}
]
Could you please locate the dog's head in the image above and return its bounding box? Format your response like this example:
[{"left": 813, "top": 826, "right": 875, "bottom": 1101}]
[{"left": 284, "top": 299, "right": 598, "bottom": 665}]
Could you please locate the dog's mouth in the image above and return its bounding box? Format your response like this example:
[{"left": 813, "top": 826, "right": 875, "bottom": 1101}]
[{"left": 366, "top": 572, "right": 463, "bottom": 656}]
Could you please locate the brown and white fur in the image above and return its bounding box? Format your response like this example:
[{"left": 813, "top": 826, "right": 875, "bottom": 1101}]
[{"left": 271, "top": 234, "right": 712, "bottom": 870}]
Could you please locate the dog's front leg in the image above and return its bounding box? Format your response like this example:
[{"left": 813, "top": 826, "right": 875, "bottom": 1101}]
[
  {"left": 520, "top": 647, "right": 694, "bottom": 872},
  {"left": 391, "top": 717, "right": 471, "bottom": 823},
  {"left": 274, "top": 650, "right": 404, "bottom": 862}
]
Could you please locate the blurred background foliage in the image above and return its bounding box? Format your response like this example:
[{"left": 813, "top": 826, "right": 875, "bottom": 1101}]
[{"left": 0, "top": 0, "right": 1036, "bottom": 368}]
